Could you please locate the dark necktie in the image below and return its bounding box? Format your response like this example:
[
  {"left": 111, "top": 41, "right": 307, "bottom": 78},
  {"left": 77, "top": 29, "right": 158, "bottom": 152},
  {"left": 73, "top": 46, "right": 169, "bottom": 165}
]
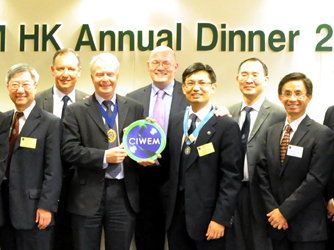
[
  {"left": 61, "top": 95, "right": 70, "bottom": 120},
  {"left": 179, "top": 113, "right": 197, "bottom": 191},
  {"left": 280, "top": 124, "right": 292, "bottom": 164},
  {"left": 241, "top": 106, "right": 252, "bottom": 155},
  {"left": 188, "top": 113, "right": 197, "bottom": 135},
  {"left": 102, "top": 100, "right": 113, "bottom": 118},
  {"left": 102, "top": 100, "right": 121, "bottom": 178},
  {"left": 6, "top": 111, "right": 24, "bottom": 178}
]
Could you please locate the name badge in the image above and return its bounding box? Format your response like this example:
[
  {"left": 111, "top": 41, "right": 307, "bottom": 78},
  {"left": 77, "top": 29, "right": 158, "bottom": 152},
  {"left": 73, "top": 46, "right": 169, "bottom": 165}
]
[
  {"left": 287, "top": 145, "right": 303, "bottom": 158},
  {"left": 197, "top": 142, "right": 215, "bottom": 157},
  {"left": 20, "top": 137, "right": 37, "bottom": 149}
]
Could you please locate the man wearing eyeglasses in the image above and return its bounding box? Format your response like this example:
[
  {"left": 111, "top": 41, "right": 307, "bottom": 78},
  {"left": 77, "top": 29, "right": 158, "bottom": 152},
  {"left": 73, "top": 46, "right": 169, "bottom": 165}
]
[
  {"left": 256, "top": 72, "right": 334, "bottom": 250},
  {"left": 127, "top": 45, "right": 188, "bottom": 250},
  {"left": 228, "top": 58, "right": 285, "bottom": 250},
  {"left": 35, "top": 48, "right": 88, "bottom": 250},
  {"left": 163, "top": 62, "right": 242, "bottom": 250},
  {"left": 0, "top": 64, "right": 62, "bottom": 250}
]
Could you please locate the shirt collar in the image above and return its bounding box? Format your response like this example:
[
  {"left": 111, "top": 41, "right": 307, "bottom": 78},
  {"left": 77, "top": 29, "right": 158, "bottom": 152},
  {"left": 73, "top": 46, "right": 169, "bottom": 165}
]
[
  {"left": 284, "top": 113, "right": 307, "bottom": 132},
  {"left": 94, "top": 93, "right": 117, "bottom": 106},
  {"left": 53, "top": 85, "right": 76, "bottom": 102},
  {"left": 15, "top": 101, "right": 36, "bottom": 120},
  {"left": 151, "top": 80, "right": 175, "bottom": 96},
  {"left": 189, "top": 102, "right": 213, "bottom": 121},
  {"left": 241, "top": 95, "right": 265, "bottom": 112}
]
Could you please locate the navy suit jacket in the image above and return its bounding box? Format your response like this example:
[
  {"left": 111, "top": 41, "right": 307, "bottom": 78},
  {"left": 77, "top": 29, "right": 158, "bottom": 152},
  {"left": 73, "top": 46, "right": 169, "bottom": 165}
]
[
  {"left": 164, "top": 111, "right": 243, "bottom": 240},
  {"left": 257, "top": 115, "right": 334, "bottom": 241},
  {"left": 61, "top": 94, "right": 144, "bottom": 216},
  {"left": 0, "top": 106, "right": 62, "bottom": 230}
]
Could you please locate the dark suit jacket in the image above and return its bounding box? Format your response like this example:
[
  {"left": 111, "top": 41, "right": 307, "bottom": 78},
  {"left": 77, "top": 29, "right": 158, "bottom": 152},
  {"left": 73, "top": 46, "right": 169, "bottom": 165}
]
[
  {"left": 323, "top": 106, "right": 334, "bottom": 200},
  {"left": 0, "top": 106, "right": 62, "bottom": 230},
  {"left": 256, "top": 115, "right": 334, "bottom": 241},
  {"left": 164, "top": 112, "right": 243, "bottom": 241},
  {"left": 35, "top": 87, "right": 88, "bottom": 113},
  {"left": 229, "top": 100, "right": 285, "bottom": 221},
  {"left": 0, "top": 111, "right": 8, "bottom": 226},
  {"left": 61, "top": 94, "right": 144, "bottom": 216},
  {"left": 126, "top": 80, "right": 188, "bottom": 125}
]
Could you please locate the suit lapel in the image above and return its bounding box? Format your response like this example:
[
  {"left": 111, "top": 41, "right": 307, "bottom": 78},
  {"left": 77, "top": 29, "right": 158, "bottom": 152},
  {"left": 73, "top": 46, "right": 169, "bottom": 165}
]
[
  {"left": 142, "top": 86, "right": 151, "bottom": 117},
  {"left": 15, "top": 106, "right": 42, "bottom": 151},
  {"left": 281, "top": 116, "right": 311, "bottom": 175},
  {"left": 117, "top": 95, "right": 130, "bottom": 133},
  {"left": 43, "top": 88, "right": 54, "bottom": 112},
  {"left": 249, "top": 100, "right": 271, "bottom": 142},
  {"left": 86, "top": 95, "right": 107, "bottom": 134},
  {"left": 183, "top": 116, "right": 217, "bottom": 171}
]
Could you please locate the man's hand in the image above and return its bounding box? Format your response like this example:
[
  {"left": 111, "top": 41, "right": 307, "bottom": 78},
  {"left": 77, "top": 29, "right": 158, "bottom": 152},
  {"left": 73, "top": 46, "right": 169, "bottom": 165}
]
[
  {"left": 137, "top": 154, "right": 161, "bottom": 167},
  {"left": 267, "top": 208, "right": 288, "bottom": 230},
  {"left": 106, "top": 145, "right": 127, "bottom": 164},
  {"left": 327, "top": 199, "right": 334, "bottom": 221},
  {"left": 35, "top": 208, "right": 52, "bottom": 230},
  {"left": 206, "top": 220, "right": 225, "bottom": 240}
]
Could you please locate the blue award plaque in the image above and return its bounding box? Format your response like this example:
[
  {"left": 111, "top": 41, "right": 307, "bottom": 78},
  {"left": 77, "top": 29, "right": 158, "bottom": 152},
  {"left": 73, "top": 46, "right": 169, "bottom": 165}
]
[{"left": 122, "top": 119, "right": 166, "bottom": 161}]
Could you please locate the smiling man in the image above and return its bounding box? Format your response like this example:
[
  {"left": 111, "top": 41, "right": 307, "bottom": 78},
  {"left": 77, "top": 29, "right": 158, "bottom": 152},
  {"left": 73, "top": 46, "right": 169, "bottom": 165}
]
[
  {"left": 127, "top": 45, "right": 188, "bottom": 250},
  {"left": 228, "top": 58, "right": 285, "bottom": 250},
  {"left": 163, "top": 62, "right": 242, "bottom": 250},
  {"left": 0, "top": 64, "right": 62, "bottom": 250},
  {"left": 35, "top": 48, "right": 88, "bottom": 250},
  {"left": 61, "top": 53, "right": 144, "bottom": 250},
  {"left": 256, "top": 72, "right": 334, "bottom": 250}
]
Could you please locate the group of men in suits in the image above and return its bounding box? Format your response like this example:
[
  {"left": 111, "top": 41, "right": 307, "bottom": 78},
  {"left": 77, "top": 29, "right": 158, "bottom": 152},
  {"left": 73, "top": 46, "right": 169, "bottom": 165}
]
[{"left": 1, "top": 45, "right": 334, "bottom": 250}]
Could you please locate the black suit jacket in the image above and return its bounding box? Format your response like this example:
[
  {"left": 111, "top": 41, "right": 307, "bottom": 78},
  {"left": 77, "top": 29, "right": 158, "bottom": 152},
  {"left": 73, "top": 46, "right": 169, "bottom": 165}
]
[
  {"left": 0, "top": 106, "right": 62, "bottom": 230},
  {"left": 323, "top": 106, "right": 334, "bottom": 200},
  {"left": 61, "top": 94, "right": 144, "bottom": 216},
  {"left": 257, "top": 115, "right": 334, "bottom": 241},
  {"left": 35, "top": 87, "right": 88, "bottom": 113},
  {"left": 164, "top": 112, "right": 243, "bottom": 240},
  {"left": 0, "top": 111, "right": 8, "bottom": 226}
]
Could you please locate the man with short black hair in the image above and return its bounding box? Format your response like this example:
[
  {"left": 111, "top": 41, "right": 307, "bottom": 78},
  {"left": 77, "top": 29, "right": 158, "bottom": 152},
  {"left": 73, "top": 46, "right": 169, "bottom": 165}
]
[{"left": 257, "top": 72, "right": 334, "bottom": 250}]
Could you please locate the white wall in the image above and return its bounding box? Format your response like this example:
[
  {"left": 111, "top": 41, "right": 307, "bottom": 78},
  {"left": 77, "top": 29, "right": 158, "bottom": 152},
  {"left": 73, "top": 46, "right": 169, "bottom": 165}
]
[{"left": 1, "top": 0, "right": 334, "bottom": 122}]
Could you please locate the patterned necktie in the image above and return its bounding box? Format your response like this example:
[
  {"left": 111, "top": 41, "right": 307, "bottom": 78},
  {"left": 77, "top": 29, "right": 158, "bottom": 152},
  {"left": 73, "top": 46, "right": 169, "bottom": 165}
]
[
  {"left": 102, "top": 100, "right": 121, "bottom": 178},
  {"left": 153, "top": 90, "right": 166, "bottom": 131},
  {"left": 61, "top": 95, "right": 70, "bottom": 120},
  {"left": 102, "top": 100, "right": 113, "bottom": 118},
  {"left": 280, "top": 124, "right": 292, "bottom": 164},
  {"left": 6, "top": 111, "right": 24, "bottom": 178},
  {"left": 241, "top": 106, "right": 252, "bottom": 155}
]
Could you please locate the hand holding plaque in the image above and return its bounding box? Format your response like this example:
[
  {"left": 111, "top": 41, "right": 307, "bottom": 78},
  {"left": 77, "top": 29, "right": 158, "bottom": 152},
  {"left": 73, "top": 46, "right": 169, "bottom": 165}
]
[{"left": 122, "top": 119, "right": 166, "bottom": 161}]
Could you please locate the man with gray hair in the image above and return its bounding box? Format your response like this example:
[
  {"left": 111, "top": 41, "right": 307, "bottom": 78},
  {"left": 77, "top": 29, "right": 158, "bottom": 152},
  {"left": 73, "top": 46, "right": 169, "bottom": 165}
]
[
  {"left": 62, "top": 53, "right": 144, "bottom": 250},
  {"left": 0, "top": 64, "right": 62, "bottom": 250}
]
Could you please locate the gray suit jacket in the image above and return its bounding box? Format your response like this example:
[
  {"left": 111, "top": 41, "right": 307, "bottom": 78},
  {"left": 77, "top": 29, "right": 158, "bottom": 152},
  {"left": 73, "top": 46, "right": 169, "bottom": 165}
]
[
  {"left": 62, "top": 94, "right": 144, "bottom": 216},
  {"left": 126, "top": 80, "right": 188, "bottom": 128},
  {"left": 229, "top": 100, "right": 285, "bottom": 221},
  {"left": 35, "top": 87, "right": 88, "bottom": 113},
  {"left": 0, "top": 106, "right": 62, "bottom": 229}
]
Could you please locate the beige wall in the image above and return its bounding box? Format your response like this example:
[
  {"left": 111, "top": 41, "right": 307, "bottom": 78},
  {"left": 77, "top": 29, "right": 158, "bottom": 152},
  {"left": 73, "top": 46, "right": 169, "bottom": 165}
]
[{"left": 1, "top": 0, "right": 334, "bottom": 122}]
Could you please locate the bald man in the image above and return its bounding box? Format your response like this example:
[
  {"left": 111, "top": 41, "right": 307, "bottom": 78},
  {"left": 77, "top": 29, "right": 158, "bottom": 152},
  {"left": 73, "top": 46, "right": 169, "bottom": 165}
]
[{"left": 127, "top": 45, "right": 188, "bottom": 250}]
